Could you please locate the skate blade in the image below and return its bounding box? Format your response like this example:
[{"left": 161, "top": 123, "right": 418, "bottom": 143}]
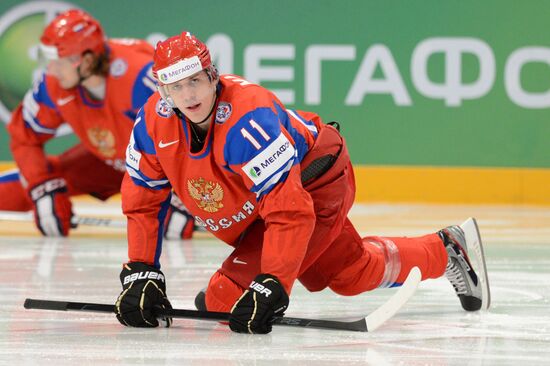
[{"left": 460, "top": 217, "right": 491, "bottom": 310}]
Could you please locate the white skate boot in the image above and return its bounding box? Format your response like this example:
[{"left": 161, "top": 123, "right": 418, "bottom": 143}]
[{"left": 438, "top": 218, "right": 491, "bottom": 311}]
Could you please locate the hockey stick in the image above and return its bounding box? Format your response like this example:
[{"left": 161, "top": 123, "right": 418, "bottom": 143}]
[
  {"left": 0, "top": 210, "right": 126, "bottom": 229},
  {"left": 23, "top": 267, "right": 421, "bottom": 332}
]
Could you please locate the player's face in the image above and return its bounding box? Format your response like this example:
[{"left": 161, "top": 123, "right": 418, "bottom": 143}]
[
  {"left": 45, "top": 56, "right": 81, "bottom": 89},
  {"left": 164, "top": 71, "right": 217, "bottom": 123}
]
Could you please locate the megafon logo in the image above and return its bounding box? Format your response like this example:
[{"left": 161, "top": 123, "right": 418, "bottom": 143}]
[
  {"left": 249, "top": 166, "right": 261, "bottom": 178},
  {"left": 0, "top": 1, "right": 77, "bottom": 123}
]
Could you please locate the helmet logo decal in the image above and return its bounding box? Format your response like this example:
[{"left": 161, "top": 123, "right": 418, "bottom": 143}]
[
  {"left": 157, "top": 56, "right": 202, "bottom": 84},
  {"left": 72, "top": 23, "right": 85, "bottom": 32}
]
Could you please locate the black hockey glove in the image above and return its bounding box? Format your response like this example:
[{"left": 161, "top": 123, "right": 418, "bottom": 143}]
[
  {"left": 115, "top": 262, "right": 173, "bottom": 328},
  {"left": 229, "top": 273, "right": 289, "bottom": 334}
]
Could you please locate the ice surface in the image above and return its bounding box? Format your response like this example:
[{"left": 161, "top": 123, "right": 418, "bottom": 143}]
[{"left": 1, "top": 203, "right": 549, "bottom": 365}]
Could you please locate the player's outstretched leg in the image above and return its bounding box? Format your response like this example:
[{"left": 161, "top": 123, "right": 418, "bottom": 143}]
[{"left": 438, "top": 218, "right": 490, "bottom": 311}]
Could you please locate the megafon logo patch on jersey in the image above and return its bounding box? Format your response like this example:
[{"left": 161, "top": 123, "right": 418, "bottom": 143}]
[
  {"left": 249, "top": 166, "right": 261, "bottom": 178},
  {"left": 156, "top": 98, "right": 174, "bottom": 118},
  {"left": 215, "top": 102, "right": 232, "bottom": 124},
  {"left": 242, "top": 133, "right": 295, "bottom": 185}
]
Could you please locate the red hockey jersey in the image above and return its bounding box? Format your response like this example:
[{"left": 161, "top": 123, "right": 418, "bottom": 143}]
[
  {"left": 123, "top": 75, "right": 324, "bottom": 291},
  {"left": 7, "top": 39, "right": 156, "bottom": 187}
]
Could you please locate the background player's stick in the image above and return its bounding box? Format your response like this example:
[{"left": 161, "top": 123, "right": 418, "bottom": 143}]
[
  {"left": 24, "top": 267, "right": 421, "bottom": 332},
  {"left": 0, "top": 210, "right": 126, "bottom": 228}
]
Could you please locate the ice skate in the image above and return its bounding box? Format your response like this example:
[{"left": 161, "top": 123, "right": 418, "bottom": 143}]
[{"left": 438, "top": 218, "right": 491, "bottom": 311}]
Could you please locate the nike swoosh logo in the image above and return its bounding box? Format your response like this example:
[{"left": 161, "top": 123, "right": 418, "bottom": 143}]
[
  {"left": 232, "top": 257, "right": 247, "bottom": 265},
  {"left": 57, "top": 96, "right": 75, "bottom": 106},
  {"left": 158, "top": 139, "right": 179, "bottom": 148}
]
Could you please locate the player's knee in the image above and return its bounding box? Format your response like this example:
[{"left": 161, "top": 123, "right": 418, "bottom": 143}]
[
  {"left": 298, "top": 269, "right": 330, "bottom": 293},
  {"left": 328, "top": 272, "right": 380, "bottom": 296},
  {"left": 205, "top": 271, "right": 245, "bottom": 312},
  {"left": 0, "top": 175, "right": 32, "bottom": 211},
  {"left": 328, "top": 243, "right": 386, "bottom": 296}
]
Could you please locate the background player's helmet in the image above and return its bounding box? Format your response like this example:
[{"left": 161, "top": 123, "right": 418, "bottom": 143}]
[
  {"left": 152, "top": 31, "right": 214, "bottom": 87},
  {"left": 39, "top": 9, "right": 106, "bottom": 60}
]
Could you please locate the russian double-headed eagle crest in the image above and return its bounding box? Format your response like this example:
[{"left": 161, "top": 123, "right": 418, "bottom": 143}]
[
  {"left": 187, "top": 177, "right": 224, "bottom": 213},
  {"left": 87, "top": 127, "right": 116, "bottom": 158}
]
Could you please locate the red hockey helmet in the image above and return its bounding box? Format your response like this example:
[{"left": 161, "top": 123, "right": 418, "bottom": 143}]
[
  {"left": 39, "top": 9, "right": 105, "bottom": 60},
  {"left": 152, "top": 31, "right": 213, "bottom": 86}
]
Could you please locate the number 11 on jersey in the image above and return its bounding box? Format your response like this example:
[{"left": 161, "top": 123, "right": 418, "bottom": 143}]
[{"left": 241, "top": 119, "right": 271, "bottom": 150}]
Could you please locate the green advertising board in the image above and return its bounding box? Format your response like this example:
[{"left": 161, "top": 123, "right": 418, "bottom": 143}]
[{"left": 0, "top": 0, "right": 548, "bottom": 203}]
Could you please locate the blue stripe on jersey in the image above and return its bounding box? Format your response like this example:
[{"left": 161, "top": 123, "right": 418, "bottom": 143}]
[
  {"left": 0, "top": 170, "right": 20, "bottom": 183},
  {"left": 124, "top": 109, "right": 137, "bottom": 122},
  {"left": 33, "top": 75, "right": 55, "bottom": 109},
  {"left": 132, "top": 62, "right": 156, "bottom": 110},
  {"left": 23, "top": 114, "right": 57, "bottom": 135},
  {"left": 78, "top": 86, "right": 103, "bottom": 108},
  {"left": 132, "top": 109, "right": 157, "bottom": 154},
  {"left": 154, "top": 192, "right": 172, "bottom": 268},
  {"left": 272, "top": 102, "right": 310, "bottom": 164},
  {"left": 126, "top": 164, "right": 171, "bottom": 190},
  {"left": 182, "top": 117, "right": 190, "bottom": 141},
  {"left": 188, "top": 143, "right": 211, "bottom": 159},
  {"left": 287, "top": 109, "right": 319, "bottom": 137}
]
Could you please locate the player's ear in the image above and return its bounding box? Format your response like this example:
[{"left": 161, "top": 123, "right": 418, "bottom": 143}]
[
  {"left": 206, "top": 66, "right": 219, "bottom": 85},
  {"left": 78, "top": 51, "right": 96, "bottom": 75}
]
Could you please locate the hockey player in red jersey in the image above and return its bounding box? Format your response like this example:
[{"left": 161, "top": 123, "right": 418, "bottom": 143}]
[
  {"left": 0, "top": 9, "right": 194, "bottom": 239},
  {"left": 115, "top": 31, "right": 490, "bottom": 333}
]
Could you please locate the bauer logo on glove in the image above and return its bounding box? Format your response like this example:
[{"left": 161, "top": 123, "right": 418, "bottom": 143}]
[
  {"left": 229, "top": 273, "right": 289, "bottom": 334},
  {"left": 249, "top": 281, "right": 273, "bottom": 297},
  {"left": 115, "top": 262, "right": 173, "bottom": 328},
  {"left": 123, "top": 271, "right": 165, "bottom": 285}
]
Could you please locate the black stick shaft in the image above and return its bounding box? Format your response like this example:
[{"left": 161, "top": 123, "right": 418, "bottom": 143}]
[{"left": 24, "top": 298, "right": 367, "bottom": 332}]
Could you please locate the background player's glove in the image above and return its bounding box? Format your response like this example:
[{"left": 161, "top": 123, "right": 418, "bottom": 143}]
[
  {"left": 164, "top": 193, "right": 195, "bottom": 240},
  {"left": 28, "top": 177, "right": 73, "bottom": 236},
  {"left": 229, "top": 273, "right": 289, "bottom": 334},
  {"left": 115, "top": 262, "right": 173, "bottom": 328}
]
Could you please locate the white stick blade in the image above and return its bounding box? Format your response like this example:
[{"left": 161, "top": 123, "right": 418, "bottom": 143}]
[{"left": 365, "top": 266, "right": 421, "bottom": 331}]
